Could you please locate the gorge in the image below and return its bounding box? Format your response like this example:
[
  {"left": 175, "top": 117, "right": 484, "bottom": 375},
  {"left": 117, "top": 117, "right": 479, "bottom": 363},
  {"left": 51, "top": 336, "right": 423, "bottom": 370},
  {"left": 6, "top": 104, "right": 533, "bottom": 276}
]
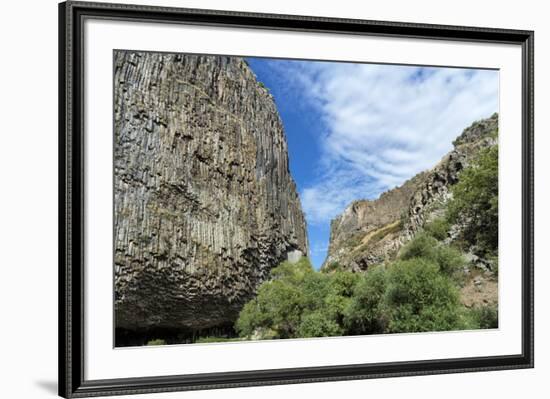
[{"left": 113, "top": 51, "right": 498, "bottom": 345}]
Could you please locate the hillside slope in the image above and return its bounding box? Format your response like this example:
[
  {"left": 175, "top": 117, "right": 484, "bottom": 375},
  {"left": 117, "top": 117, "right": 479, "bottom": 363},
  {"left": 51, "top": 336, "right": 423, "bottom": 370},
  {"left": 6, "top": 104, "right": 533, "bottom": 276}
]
[{"left": 323, "top": 113, "right": 498, "bottom": 273}]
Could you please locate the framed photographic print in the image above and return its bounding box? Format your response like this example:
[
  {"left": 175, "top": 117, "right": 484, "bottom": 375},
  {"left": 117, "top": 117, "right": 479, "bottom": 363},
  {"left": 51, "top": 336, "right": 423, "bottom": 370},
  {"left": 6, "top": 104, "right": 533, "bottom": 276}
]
[{"left": 59, "top": 1, "right": 534, "bottom": 397}]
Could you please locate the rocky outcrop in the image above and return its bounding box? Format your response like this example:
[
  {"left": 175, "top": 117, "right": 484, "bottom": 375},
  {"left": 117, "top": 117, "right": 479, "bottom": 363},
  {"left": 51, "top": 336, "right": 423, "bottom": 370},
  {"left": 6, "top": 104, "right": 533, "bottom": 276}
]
[
  {"left": 114, "top": 51, "right": 308, "bottom": 336},
  {"left": 403, "top": 113, "right": 498, "bottom": 239},
  {"left": 322, "top": 114, "right": 498, "bottom": 272},
  {"left": 323, "top": 173, "right": 425, "bottom": 271}
]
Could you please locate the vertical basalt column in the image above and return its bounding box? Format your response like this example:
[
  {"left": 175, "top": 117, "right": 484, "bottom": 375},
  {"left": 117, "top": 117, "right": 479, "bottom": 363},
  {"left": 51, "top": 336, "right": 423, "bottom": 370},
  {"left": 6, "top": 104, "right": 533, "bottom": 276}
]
[{"left": 114, "top": 51, "right": 308, "bottom": 334}]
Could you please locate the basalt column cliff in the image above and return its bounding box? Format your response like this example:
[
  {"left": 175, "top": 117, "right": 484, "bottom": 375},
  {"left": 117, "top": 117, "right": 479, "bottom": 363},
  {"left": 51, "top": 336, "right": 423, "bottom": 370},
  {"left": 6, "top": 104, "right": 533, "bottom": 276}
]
[{"left": 114, "top": 52, "right": 308, "bottom": 338}]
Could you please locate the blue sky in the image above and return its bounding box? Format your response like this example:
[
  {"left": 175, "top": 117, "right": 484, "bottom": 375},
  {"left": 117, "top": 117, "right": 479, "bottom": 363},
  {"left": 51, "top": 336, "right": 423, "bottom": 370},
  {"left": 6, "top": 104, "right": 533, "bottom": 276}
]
[{"left": 246, "top": 57, "right": 499, "bottom": 269}]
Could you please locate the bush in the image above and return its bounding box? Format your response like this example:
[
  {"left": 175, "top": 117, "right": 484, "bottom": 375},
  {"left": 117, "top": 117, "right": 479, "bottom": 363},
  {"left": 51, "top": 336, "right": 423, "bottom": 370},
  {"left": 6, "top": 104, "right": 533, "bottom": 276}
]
[
  {"left": 424, "top": 218, "right": 450, "bottom": 241},
  {"left": 383, "top": 258, "right": 463, "bottom": 333},
  {"left": 398, "top": 233, "right": 438, "bottom": 261},
  {"left": 344, "top": 265, "right": 387, "bottom": 334},
  {"left": 399, "top": 233, "right": 465, "bottom": 281},
  {"left": 323, "top": 271, "right": 360, "bottom": 325},
  {"left": 270, "top": 257, "right": 314, "bottom": 282},
  {"left": 235, "top": 258, "right": 329, "bottom": 339},
  {"left": 432, "top": 245, "right": 466, "bottom": 281},
  {"left": 297, "top": 311, "right": 344, "bottom": 338},
  {"left": 467, "top": 305, "right": 498, "bottom": 329},
  {"left": 258, "top": 81, "right": 267, "bottom": 89},
  {"left": 236, "top": 241, "right": 472, "bottom": 340},
  {"left": 235, "top": 279, "right": 305, "bottom": 339},
  {"left": 235, "top": 259, "right": 362, "bottom": 339}
]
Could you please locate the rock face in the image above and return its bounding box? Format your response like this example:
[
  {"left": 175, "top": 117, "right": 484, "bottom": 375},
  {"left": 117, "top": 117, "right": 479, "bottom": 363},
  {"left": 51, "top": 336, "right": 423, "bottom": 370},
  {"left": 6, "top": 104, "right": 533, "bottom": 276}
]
[
  {"left": 322, "top": 114, "right": 498, "bottom": 272},
  {"left": 114, "top": 51, "right": 308, "bottom": 335},
  {"left": 323, "top": 174, "right": 425, "bottom": 272},
  {"left": 403, "top": 113, "right": 498, "bottom": 239}
]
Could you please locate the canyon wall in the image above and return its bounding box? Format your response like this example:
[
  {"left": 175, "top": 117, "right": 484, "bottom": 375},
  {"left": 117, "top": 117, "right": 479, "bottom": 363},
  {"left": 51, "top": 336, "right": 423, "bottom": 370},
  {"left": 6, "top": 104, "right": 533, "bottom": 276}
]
[
  {"left": 323, "top": 114, "right": 498, "bottom": 272},
  {"left": 113, "top": 51, "right": 308, "bottom": 336}
]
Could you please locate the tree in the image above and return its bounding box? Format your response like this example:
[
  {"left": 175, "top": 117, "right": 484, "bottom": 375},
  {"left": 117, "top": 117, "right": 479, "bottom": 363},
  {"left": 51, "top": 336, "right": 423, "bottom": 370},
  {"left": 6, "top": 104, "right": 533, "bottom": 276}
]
[
  {"left": 383, "top": 258, "right": 463, "bottom": 333},
  {"left": 235, "top": 258, "right": 363, "bottom": 339},
  {"left": 344, "top": 265, "right": 387, "bottom": 334},
  {"left": 323, "top": 271, "right": 360, "bottom": 327},
  {"left": 398, "top": 232, "right": 438, "bottom": 261},
  {"left": 399, "top": 232, "right": 465, "bottom": 281},
  {"left": 235, "top": 279, "right": 305, "bottom": 338},
  {"left": 297, "top": 311, "right": 344, "bottom": 338},
  {"left": 235, "top": 258, "right": 329, "bottom": 339},
  {"left": 447, "top": 145, "right": 498, "bottom": 254}
]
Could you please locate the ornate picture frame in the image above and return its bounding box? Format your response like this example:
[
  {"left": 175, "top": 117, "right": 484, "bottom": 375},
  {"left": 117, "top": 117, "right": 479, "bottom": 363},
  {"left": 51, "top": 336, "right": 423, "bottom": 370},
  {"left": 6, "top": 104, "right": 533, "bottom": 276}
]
[{"left": 59, "top": 1, "right": 534, "bottom": 397}]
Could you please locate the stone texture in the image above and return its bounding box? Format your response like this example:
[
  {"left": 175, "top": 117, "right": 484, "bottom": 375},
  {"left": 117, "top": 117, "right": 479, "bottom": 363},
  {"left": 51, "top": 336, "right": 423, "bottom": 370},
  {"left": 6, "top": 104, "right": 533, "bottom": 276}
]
[
  {"left": 323, "top": 174, "right": 425, "bottom": 271},
  {"left": 114, "top": 51, "right": 308, "bottom": 333},
  {"left": 322, "top": 113, "right": 498, "bottom": 272},
  {"left": 403, "top": 113, "right": 498, "bottom": 239}
]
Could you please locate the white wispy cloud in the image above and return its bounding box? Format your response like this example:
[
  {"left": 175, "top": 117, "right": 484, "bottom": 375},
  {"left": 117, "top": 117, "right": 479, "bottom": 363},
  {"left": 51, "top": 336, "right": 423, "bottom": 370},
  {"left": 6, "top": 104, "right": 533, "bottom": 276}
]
[
  {"left": 308, "top": 242, "right": 329, "bottom": 256},
  {"left": 270, "top": 60, "right": 499, "bottom": 225}
]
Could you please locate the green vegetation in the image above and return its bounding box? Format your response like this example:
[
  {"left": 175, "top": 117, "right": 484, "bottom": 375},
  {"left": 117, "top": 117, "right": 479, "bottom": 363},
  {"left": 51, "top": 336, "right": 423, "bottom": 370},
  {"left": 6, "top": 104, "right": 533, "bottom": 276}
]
[
  {"left": 194, "top": 336, "right": 242, "bottom": 344},
  {"left": 423, "top": 218, "right": 450, "bottom": 241},
  {"left": 146, "top": 338, "right": 166, "bottom": 346},
  {"left": 232, "top": 142, "right": 499, "bottom": 341},
  {"left": 235, "top": 258, "right": 359, "bottom": 339},
  {"left": 368, "top": 220, "right": 403, "bottom": 245},
  {"left": 235, "top": 232, "right": 491, "bottom": 339},
  {"left": 447, "top": 145, "right": 498, "bottom": 256},
  {"left": 398, "top": 231, "right": 465, "bottom": 282},
  {"left": 466, "top": 304, "right": 498, "bottom": 329},
  {"left": 343, "top": 265, "right": 387, "bottom": 334},
  {"left": 383, "top": 258, "right": 462, "bottom": 333},
  {"left": 258, "top": 81, "right": 269, "bottom": 91},
  {"left": 322, "top": 261, "right": 341, "bottom": 273}
]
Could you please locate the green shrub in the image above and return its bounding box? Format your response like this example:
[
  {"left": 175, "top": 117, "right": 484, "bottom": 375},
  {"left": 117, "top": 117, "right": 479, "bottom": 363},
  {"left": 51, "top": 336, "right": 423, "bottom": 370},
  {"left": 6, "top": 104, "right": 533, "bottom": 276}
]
[
  {"left": 235, "top": 258, "right": 363, "bottom": 339},
  {"left": 297, "top": 311, "right": 344, "bottom": 338},
  {"left": 383, "top": 258, "right": 463, "bottom": 333},
  {"left": 236, "top": 243, "right": 474, "bottom": 340},
  {"left": 399, "top": 233, "right": 465, "bottom": 281},
  {"left": 467, "top": 305, "right": 498, "bottom": 329},
  {"left": 344, "top": 265, "right": 388, "bottom": 334},
  {"left": 236, "top": 279, "right": 305, "bottom": 338},
  {"left": 327, "top": 271, "right": 360, "bottom": 297},
  {"left": 432, "top": 245, "right": 466, "bottom": 281},
  {"left": 323, "top": 271, "right": 360, "bottom": 325},
  {"left": 235, "top": 258, "right": 326, "bottom": 339},
  {"left": 258, "top": 81, "right": 266, "bottom": 89},
  {"left": 424, "top": 218, "right": 450, "bottom": 241},
  {"left": 271, "top": 257, "right": 314, "bottom": 282},
  {"left": 398, "top": 233, "right": 438, "bottom": 261}
]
